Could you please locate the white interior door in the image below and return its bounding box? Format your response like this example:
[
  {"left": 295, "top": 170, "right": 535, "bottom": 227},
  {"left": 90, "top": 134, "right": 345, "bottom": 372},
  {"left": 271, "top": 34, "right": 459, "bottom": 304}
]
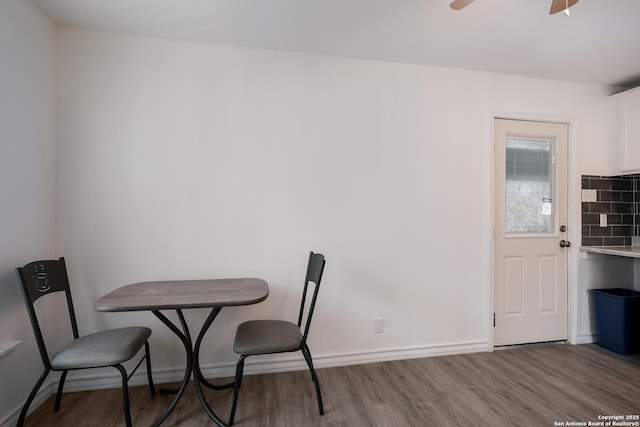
[{"left": 494, "top": 118, "right": 569, "bottom": 346}]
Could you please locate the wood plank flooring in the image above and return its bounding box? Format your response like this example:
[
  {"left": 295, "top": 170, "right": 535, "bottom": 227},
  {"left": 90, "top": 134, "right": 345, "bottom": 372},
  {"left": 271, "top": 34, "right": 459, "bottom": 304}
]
[{"left": 23, "top": 344, "right": 640, "bottom": 426}]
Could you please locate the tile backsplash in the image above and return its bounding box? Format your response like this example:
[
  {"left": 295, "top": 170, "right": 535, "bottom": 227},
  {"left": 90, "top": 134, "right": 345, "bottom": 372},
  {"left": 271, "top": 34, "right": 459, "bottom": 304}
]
[{"left": 581, "top": 175, "right": 640, "bottom": 246}]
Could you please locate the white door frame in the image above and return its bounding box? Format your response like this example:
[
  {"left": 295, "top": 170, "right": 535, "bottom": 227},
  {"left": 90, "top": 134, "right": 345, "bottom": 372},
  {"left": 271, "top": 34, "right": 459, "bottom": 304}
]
[{"left": 489, "top": 111, "right": 579, "bottom": 350}]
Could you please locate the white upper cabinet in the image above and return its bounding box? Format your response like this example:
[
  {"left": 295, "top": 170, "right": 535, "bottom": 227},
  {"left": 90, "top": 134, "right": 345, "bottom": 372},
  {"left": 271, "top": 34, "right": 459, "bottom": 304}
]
[{"left": 610, "top": 86, "right": 640, "bottom": 174}]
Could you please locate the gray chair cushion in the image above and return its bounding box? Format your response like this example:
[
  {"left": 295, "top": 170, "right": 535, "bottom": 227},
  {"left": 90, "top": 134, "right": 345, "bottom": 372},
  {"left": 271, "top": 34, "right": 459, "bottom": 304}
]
[
  {"left": 233, "top": 320, "right": 302, "bottom": 355},
  {"left": 51, "top": 327, "right": 151, "bottom": 370}
]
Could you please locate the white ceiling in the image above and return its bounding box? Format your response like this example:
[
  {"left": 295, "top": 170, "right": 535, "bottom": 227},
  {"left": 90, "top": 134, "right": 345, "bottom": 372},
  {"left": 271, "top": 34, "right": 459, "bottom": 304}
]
[{"left": 33, "top": 0, "right": 640, "bottom": 88}]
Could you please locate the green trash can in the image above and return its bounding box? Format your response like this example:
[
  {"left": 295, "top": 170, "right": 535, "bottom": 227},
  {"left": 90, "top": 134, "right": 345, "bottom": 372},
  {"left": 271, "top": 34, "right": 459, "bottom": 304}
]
[{"left": 591, "top": 288, "right": 640, "bottom": 355}]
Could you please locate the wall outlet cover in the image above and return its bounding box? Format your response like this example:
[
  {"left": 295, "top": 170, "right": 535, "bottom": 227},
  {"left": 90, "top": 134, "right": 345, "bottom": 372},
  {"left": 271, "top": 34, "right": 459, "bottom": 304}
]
[
  {"left": 600, "top": 214, "right": 607, "bottom": 227},
  {"left": 374, "top": 318, "right": 384, "bottom": 333}
]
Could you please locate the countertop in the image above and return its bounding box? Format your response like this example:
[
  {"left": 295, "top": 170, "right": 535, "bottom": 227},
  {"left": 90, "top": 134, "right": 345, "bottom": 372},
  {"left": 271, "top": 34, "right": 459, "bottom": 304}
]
[{"left": 580, "top": 246, "right": 640, "bottom": 259}]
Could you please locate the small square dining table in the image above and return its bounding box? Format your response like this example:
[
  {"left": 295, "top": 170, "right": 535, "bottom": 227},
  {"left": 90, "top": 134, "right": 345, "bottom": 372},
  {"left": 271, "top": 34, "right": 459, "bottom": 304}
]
[{"left": 95, "top": 277, "right": 269, "bottom": 427}]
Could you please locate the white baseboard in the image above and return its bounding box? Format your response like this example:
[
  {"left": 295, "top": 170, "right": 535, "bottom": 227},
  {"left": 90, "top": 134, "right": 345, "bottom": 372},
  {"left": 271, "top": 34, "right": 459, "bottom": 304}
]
[
  {"left": 1, "top": 380, "right": 53, "bottom": 427},
  {"left": 63, "top": 340, "right": 490, "bottom": 390},
  {"left": 2, "top": 340, "right": 488, "bottom": 425},
  {"left": 577, "top": 331, "right": 597, "bottom": 344},
  {"left": 204, "top": 339, "right": 490, "bottom": 378}
]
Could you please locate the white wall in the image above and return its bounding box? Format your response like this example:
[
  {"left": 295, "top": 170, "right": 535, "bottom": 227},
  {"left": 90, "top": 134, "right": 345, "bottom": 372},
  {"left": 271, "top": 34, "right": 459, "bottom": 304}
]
[
  {"left": 55, "top": 27, "right": 612, "bottom": 383},
  {"left": 0, "top": 0, "right": 57, "bottom": 424}
]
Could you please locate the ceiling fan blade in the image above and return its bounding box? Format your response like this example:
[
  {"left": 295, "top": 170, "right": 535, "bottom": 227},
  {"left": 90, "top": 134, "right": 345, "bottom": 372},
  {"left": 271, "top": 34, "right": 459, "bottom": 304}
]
[
  {"left": 450, "top": 0, "right": 476, "bottom": 11},
  {"left": 549, "top": 0, "right": 579, "bottom": 15}
]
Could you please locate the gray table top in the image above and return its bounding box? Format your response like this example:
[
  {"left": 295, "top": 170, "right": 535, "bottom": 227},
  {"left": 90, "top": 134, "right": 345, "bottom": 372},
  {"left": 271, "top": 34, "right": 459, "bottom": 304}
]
[{"left": 94, "top": 278, "right": 269, "bottom": 312}]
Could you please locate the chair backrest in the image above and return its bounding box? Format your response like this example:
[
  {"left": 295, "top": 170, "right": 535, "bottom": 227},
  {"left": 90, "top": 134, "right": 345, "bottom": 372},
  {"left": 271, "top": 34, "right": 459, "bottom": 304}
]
[
  {"left": 15, "top": 257, "right": 79, "bottom": 368},
  {"left": 297, "top": 252, "right": 326, "bottom": 344}
]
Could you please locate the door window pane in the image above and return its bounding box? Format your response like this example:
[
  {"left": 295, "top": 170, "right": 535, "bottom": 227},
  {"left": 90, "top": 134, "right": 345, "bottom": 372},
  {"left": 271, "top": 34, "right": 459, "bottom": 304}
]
[{"left": 505, "top": 138, "right": 553, "bottom": 234}]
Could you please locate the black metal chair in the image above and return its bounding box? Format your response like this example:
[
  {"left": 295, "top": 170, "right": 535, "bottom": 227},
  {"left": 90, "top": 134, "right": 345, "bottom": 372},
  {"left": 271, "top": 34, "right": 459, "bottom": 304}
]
[
  {"left": 229, "top": 251, "right": 326, "bottom": 425},
  {"left": 15, "top": 257, "right": 155, "bottom": 427}
]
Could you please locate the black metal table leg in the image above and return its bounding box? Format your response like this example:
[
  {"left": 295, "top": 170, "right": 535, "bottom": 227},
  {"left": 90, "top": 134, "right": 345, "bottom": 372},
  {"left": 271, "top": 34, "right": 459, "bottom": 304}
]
[
  {"left": 150, "top": 308, "right": 230, "bottom": 427},
  {"left": 192, "top": 307, "right": 228, "bottom": 426},
  {"left": 151, "top": 310, "right": 193, "bottom": 427},
  {"left": 194, "top": 308, "right": 235, "bottom": 391}
]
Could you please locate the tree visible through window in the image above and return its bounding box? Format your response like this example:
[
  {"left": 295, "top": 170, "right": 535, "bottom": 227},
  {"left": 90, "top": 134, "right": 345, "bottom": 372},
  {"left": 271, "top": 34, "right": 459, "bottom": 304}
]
[{"left": 505, "top": 139, "right": 553, "bottom": 234}]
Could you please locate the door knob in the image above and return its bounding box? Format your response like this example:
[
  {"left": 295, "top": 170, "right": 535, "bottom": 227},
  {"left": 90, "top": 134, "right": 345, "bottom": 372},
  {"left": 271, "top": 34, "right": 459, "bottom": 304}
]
[{"left": 559, "top": 240, "right": 571, "bottom": 248}]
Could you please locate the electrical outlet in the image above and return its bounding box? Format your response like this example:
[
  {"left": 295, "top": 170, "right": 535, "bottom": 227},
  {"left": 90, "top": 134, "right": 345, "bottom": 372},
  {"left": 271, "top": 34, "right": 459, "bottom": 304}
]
[
  {"left": 374, "top": 318, "right": 384, "bottom": 333},
  {"left": 600, "top": 214, "right": 607, "bottom": 228}
]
